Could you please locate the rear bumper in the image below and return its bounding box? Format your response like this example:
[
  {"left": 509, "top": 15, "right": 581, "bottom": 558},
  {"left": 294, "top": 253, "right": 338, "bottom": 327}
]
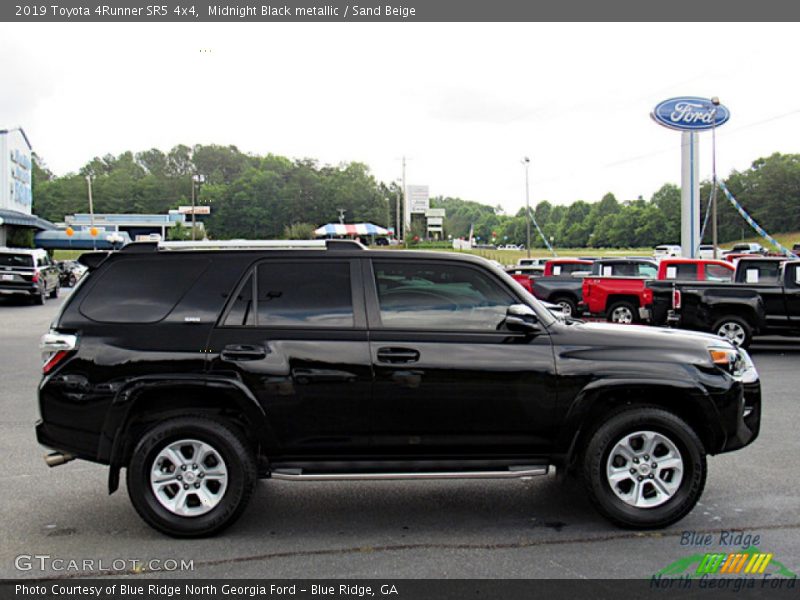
[
  {"left": 36, "top": 420, "right": 102, "bottom": 462},
  {"left": 0, "top": 283, "right": 38, "bottom": 295}
]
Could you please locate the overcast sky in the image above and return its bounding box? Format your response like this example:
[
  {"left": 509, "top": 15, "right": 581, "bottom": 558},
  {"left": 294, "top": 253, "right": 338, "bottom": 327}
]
[{"left": 2, "top": 22, "right": 798, "bottom": 214}]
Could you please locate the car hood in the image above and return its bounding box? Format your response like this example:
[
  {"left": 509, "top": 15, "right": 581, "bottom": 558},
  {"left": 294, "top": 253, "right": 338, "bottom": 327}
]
[{"left": 553, "top": 321, "right": 733, "bottom": 365}]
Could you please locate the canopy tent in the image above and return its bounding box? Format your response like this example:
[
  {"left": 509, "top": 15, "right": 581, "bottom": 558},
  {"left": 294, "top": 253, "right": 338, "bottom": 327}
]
[{"left": 314, "top": 223, "right": 390, "bottom": 237}]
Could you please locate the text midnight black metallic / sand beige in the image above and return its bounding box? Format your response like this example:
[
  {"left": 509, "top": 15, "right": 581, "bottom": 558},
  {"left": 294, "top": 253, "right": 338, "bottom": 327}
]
[{"left": 36, "top": 240, "right": 760, "bottom": 536}]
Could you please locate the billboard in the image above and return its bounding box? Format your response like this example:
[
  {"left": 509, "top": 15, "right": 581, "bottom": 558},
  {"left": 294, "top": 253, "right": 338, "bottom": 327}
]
[
  {"left": 0, "top": 129, "right": 33, "bottom": 215},
  {"left": 406, "top": 185, "right": 429, "bottom": 214}
]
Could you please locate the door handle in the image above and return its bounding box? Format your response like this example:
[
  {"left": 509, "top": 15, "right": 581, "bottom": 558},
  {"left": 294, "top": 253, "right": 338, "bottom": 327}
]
[
  {"left": 220, "top": 344, "right": 267, "bottom": 361},
  {"left": 376, "top": 347, "right": 420, "bottom": 364}
]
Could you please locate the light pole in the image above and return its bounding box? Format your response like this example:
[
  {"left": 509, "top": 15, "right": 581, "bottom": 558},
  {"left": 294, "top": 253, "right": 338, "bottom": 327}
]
[
  {"left": 191, "top": 174, "right": 205, "bottom": 241},
  {"left": 710, "top": 97, "right": 720, "bottom": 259},
  {"left": 522, "top": 157, "right": 531, "bottom": 258}
]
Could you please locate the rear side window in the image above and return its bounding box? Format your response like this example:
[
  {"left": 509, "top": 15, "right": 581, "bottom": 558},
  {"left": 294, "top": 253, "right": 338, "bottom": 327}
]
[
  {"left": 255, "top": 262, "right": 354, "bottom": 328},
  {"left": 80, "top": 258, "right": 209, "bottom": 323},
  {"left": 0, "top": 254, "right": 33, "bottom": 268}
]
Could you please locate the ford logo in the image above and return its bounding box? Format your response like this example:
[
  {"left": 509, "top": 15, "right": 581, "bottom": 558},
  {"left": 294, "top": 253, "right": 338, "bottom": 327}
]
[{"left": 651, "top": 97, "right": 730, "bottom": 131}]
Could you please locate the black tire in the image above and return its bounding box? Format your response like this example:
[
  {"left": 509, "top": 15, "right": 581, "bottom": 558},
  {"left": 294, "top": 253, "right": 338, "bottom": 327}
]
[
  {"left": 711, "top": 315, "right": 753, "bottom": 349},
  {"left": 607, "top": 300, "right": 638, "bottom": 324},
  {"left": 126, "top": 416, "right": 257, "bottom": 538},
  {"left": 582, "top": 407, "right": 706, "bottom": 529},
  {"left": 551, "top": 296, "right": 577, "bottom": 318},
  {"left": 35, "top": 288, "right": 46, "bottom": 305},
  {"left": 49, "top": 284, "right": 59, "bottom": 299}
]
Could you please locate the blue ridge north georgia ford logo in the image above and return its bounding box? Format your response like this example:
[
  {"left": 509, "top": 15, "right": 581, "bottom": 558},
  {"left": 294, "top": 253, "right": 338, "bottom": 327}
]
[{"left": 651, "top": 97, "right": 730, "bottom": 131}]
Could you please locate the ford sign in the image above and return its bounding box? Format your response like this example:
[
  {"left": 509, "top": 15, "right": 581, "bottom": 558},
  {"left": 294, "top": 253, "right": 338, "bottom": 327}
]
[{"left": 651, "top": 97, "right": 730, "bottom": 131}]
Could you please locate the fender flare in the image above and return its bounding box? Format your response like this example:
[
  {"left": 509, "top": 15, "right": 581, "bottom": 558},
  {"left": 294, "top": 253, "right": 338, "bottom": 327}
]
[
  {"left": 557, "top": 377, "right": 724, "bottom": 463},
  {"left": 100, "top": 374, "right": 274, "bottom": 493}
]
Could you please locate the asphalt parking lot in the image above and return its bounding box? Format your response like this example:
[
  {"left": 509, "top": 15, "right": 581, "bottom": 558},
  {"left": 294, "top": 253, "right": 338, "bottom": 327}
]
[{"left": 1, "top": 291, "right": 798, "bottom": 580}]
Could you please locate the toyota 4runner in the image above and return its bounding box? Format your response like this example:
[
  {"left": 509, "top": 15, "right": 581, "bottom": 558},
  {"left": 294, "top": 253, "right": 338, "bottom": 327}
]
[{"left": 37, "top": 240, "right": 761, "bottom": 537}]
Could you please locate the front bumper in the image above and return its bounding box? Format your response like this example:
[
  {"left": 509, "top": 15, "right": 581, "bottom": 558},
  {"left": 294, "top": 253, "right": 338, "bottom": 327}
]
[{"left": 719, "top": 379, "right": 761, "bottom": 452}]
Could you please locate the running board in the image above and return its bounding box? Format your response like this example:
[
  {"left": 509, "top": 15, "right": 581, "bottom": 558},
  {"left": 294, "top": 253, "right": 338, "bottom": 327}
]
[{"left": 270, "top": 465, "right": 548, "bottom": 481}]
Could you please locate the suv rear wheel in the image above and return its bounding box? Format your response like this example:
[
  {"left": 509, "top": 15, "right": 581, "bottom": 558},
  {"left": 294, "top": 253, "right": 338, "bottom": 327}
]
[
  {"left": 582, "top": 407, "right": 706, "bottom": 528},
  {"left": 126, "top": 416, "right": 257, "bottom": 538}
]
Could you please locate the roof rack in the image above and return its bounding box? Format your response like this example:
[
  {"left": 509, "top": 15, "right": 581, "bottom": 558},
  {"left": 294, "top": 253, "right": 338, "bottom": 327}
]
[{"left": 118, "top": 239, "right": 365, "bottom": 253}]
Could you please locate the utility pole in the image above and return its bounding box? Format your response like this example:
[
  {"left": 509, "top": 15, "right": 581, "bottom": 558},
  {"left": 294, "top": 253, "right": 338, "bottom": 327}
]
[
  {"left": 85, "top": 175, "right": 96, "bottom": 250},
  {"left": 710, "top": 97, "right": 720, "bottom": 259},
  {"left": 523, "top": 157, "right": 531, "bottom": 259},
  {"left": 401, "top": 156, "right": 408, "bottom": 242},
  {"left": 395, "top": 181, "right": 401, "bottom": 241},
  {"left": 190, "top": 177, "right": 195, "bottom": 241}
]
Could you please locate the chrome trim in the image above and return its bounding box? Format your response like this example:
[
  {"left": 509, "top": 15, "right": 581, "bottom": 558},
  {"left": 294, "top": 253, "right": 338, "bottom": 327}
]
[{"left": 270, "top": 466, "right": 548, "bottom": 481}]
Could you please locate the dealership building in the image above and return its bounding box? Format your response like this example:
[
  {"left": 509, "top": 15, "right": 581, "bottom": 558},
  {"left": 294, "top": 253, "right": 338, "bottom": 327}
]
[{"left": 0, "top": 127, "right": 54, "bottom": 246}]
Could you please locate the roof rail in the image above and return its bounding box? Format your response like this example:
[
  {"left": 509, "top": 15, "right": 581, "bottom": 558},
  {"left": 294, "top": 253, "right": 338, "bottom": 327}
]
[{"left": 118, "top": 239, "right": 365, "bottom": 253}]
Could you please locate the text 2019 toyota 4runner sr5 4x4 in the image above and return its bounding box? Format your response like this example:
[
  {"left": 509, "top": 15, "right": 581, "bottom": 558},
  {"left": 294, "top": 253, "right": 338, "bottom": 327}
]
[{"left": 37, "top": 240, "right": 761, "bottom": 537}]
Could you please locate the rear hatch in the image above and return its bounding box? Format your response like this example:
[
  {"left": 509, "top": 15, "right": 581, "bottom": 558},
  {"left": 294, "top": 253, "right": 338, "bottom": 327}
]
[{"left": 0, "top": 252, "right": 36, "bottom": 290}]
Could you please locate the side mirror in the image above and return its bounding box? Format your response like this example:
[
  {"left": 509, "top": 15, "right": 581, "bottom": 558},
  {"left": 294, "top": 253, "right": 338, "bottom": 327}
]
[{"left": 504, "top": 304, "right": 541, "bottom": 333}]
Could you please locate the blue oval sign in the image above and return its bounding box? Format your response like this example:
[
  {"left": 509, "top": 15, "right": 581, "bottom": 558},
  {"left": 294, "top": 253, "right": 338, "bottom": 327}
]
[{"left": 651, "top": 97, "right": 730, "bottom": 131}]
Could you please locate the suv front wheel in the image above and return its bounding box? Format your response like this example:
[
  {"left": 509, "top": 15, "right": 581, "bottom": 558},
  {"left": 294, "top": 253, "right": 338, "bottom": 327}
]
[
  {"left": 582, "top": 407, "right": 706, "bottom": 529},
  {"left": 126, "top": 416, "right": 257, "bottom": 537}
]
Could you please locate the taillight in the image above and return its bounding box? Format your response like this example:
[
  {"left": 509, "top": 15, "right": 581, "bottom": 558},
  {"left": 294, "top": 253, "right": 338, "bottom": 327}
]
[
  {"left": 31, "top": 270, "right": 40, "bottom": 283},
  {"left": 672, "top": 289, "right": 682, "bottom": 310},
  {"left": 40, "top": 331, "right": 78, "bottom": 374},
  {"left": 43, "top": 350, "right": 69, "bottom": 374},
  {"left": 643, "top": 289, "right": 653, "bottom": 305}
]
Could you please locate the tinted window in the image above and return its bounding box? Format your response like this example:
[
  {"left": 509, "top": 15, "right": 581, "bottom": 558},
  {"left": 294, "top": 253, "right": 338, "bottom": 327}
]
[
  {"left": 0, "top": 254, "right": 33, "bottom": 268},
  {"left": 81, "top": 258, "right": 209, "bottom": 323},
  {"left": 223, "top": 273, "right": 255, "bottom": 326},
  {"left": 373, "top": 262, "right": 514, "bottom": 330},
  {"left": 561, "top": 263, "right": 588, "bottom": 275},
  {"left": 665, "top": 264, "right": 698, "bottom": 279},
  {"left": 256, "top": 262, "right": 353, "bottom": 328},
  {"left": 706, "top": 264, "right": 733, "bottom": 281},
  {"left": 738, "top": 263, "right": 781, "bottom": 284}
]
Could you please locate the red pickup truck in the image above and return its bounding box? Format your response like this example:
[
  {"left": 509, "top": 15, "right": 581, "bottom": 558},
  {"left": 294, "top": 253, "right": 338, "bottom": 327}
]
[{"left": 581, "top": 258, "right": 734, "bottom": 324}]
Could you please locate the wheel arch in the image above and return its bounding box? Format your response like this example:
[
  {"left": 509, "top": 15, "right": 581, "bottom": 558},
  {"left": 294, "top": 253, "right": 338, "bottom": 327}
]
[
  {"left": 558, "top": 380, "right": 723, "bottom": 471},
  {"left": 101, "top": 376, "right": 275, "bottom": 493}
]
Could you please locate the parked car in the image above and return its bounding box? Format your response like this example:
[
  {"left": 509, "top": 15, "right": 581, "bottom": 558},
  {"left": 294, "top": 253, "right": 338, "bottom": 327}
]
[
  {"left": 37, "top": 239, "right": 761, "bottom": 536},
  {"left": 530, "top": 259, "right": 594, "bottom": 316},
  {"left": 653, "top": 245, "right": 682, "bottom": 259},
  {"left": 56, "top": 260, "right": 87, "bottom": 288},
  {"left": 792, "top": 243, "right": 800, "bottom": 254},
  {"left": 649, "top": 257, "right": 799, "bottom": 348},
  {"left": 543, "top": 258, "right": 593, "bottom": 277},
  {"left": 582, "top": 259, "right": 734, "bottom": 324},
  {"left": 0, "top": 248, "right": 60, "bottom": 304},
  {"left": 697, "top": 245, "right": 716, "bottom": 260},
  {"left": 505, "top": 265, "right": 544, "bottom": 293},
  {"left": 722, "top": 243, "right": 767, "bottom": 257},
  {"left": 517, "top": 257, "right": 550, "bottom": 267}
]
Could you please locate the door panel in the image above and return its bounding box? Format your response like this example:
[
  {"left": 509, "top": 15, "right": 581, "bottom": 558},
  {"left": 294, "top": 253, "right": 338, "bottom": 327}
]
[
  {"left": 207, "top": 259, "right": 372, "bottom": 456},
  {"left": 366, "top": 259, "right": 557, "bottom": 456}
]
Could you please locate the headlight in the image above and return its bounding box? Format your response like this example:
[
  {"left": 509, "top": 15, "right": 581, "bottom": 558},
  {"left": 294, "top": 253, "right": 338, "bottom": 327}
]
[{"left": 708, "top": 345, "right": 758, "bottom": 382}]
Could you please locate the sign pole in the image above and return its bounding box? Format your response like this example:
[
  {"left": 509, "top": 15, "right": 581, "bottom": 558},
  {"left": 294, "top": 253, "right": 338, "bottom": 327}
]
[
  {"left": 651, "top": 97, "right": 729, "bottom": 259},
  {"left": 680, "top": 131, "right": 700, "bottom": 259}
]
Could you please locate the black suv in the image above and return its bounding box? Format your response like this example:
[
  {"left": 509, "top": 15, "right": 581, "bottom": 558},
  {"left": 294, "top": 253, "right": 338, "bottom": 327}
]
[
  {"left": 37, "top": 240, "right": 761, "bottom": 537},
  {"left": 0, "top": 247, "right": 60, "bottom": 304}
]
